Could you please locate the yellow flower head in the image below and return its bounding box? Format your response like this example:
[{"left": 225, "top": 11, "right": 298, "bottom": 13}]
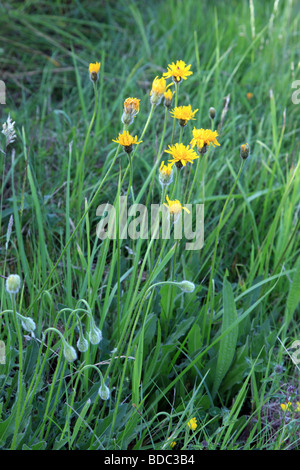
[
  {"left": 160, "top": 161, "right": 172, "bottom": 177},
  {"left": 280, "top": 402, "right": 292, "bottom": 412},
  {"left": 187, "top": 417, "right": 197, "bottom": 431},
  {"left": 159, "top": 161, "right": 173, "bottom": 186},
  {"left": 123, "top": 97, "right": 140, "bottom": 115},
  {"left": 240, "top": 142, "right": 250, "bottom": 160},
  {"left": 163, "top": 60, "right": 193, "bottom": 84},
  {"left": 164, "top": 195, "right": 190, "bottom": 217},
  {"left": 247, "top": 92, "right": 253, "bottom": 100},
  {"left": 150, "top": 76, "right": 167, "bottom": 106},
  {"left": 89, "top": 62, "right": 101, "bottom": 82},
  {"left": 112, "top": 131, "right": 142, "bottom": 153},
  {"left": 165, "top": 142, "right": 199, "bottom": 169},
  {"left": 164, "top": 88, "right": 175, "bottom": 108},
  {"left": 190, "top": 128, "right": 220, "bottom": 154},
  {"left": 170, "top": 441, "right": 176, "bottom": 449},
  {"left": 170, "top": 105, "right": 198, "bottom": 127},
  {"left": 122, "top": 97, "right": 140, "bottom": 126}
]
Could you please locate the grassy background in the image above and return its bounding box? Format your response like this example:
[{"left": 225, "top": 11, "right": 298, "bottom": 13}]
[{"left": 0, "top": 0, "right": 300, "bottom": 450}]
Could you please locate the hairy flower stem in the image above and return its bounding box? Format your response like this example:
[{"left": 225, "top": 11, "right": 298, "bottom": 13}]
[
  {"left": 171, "top": 82, "right": 179, "bottom": 145},
  {"left": 75, "top": 81, "right": 98, "bottom": 214},
  {"left": 11, "top": 295, "right": 24, "bottom": 450}
]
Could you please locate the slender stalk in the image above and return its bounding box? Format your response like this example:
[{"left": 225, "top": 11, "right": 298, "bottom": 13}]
[
  {"left": 165, "top": 239, "right": 179, "bottom": 333},
  {"left": 10, "top": 295, "right": 23, "bottom": 450},
  {"left": 171, "top": 82, "right": 179, "bottom": 145},
  {"left": 75, "top": 81, "right": 98, "bottom": 212},
  {"left": 204, "top": 160, "right": 245, "bottom": 343},
  {"left": 26, "top": 144, "right": 121, "bottom": 314},
  {"left": 126, "top": 151, "right": 133, "bottom": 199},
  {"left": 145, "top": 106, "right": 168, "bottom": 208}
]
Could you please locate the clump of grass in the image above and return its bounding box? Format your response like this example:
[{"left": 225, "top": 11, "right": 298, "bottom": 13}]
[{"left": 0, "top": 0, "right": 300, "bottom": 451}]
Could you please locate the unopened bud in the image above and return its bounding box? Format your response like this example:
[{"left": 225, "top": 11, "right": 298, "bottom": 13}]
[
  {"left": 77, "top": 336, "right": 89, "bottom": 353},
  {"left": 98, "top": 382, "right": 110, "bottom": 400},
  {"left": 76, "top": 318, "right": 89, "bottom": 352},
  {"left": 21, "top": 316, "right": 36, "bottom": 333},
  {"left": 89, "top": 323, "right": 103, "bottom": 345},
  {"left": 6, "top": 274, "right": 21, "bottom": 295},
  {"left": 179, "top": 280, "right": 195, "bottom": 293},
  {"left": 63, "top": 343, "right": 77, "bottom": 362},
  {"left": 209, "top": 107, "right": 216, "bottom": 119},
  {"left": 240, "top": 143, "right": 250, "bottom": 160},
  {"left": 159, "top": 161, "right": 173, "bottom": 187},
  {"left": 164, "top": 89, "right": 174, "bottom": 109}
]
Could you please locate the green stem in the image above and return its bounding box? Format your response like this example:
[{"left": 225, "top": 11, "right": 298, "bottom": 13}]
[
  {"left": 75, "top": 81, "right": 98, "bottom": 210},
  {"left": 171, "top": 82, "right": 179, "bottom": 145},
  {"left": 126, "top": 151, "right": 133, "bottom": 199},
  {"left": 26, "top": 144, "right": 121, "bottom": 314},
  {"left": 204, "top": 160, "right": 245, "bottom": 343},
  {"left": 11, "top": 295, "right": 24, "bottom": 450}
]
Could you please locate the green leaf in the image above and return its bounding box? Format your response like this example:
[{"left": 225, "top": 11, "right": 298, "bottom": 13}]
[
  {"left": 69, "top": 399, "right": 91, "bottom": 448},
  {"left": 132, "top": 319, "right": 144, "bottom": 406},
  {"left": 286, "top": 255, "right": 300, "bottom": 318},
  {"left": 212, "top": 277, "right": 239, "bottom": 399},
  {"left": 188, "top": 323, "right": 202, "bottom": 356}
]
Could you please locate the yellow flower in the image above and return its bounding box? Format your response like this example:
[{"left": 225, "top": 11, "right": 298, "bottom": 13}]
[
  {"left": 89, "top": 62, "right": 101, "bottom": 82},
  {"left": 164, "top": 195, "right": 190, "bottom": 216},
  {"left": 187, "top": 417, "right": 197, "bottom": 431},
  {"left": 160, "top": 161, "right": 172, "bottom": 177},
  {"left": 190, "top": 128, "right": 220, "bottom": 154},
  {"left": 150, "top": 76, "right": 167, "bottom": 106},
  {"left": 170, "top": 441, "right": 176, "bottom": 448},
  {"left": 112, "top": 131, "right": 142, "bottom": 153},
  {"left": 164, "top": 89, "right": 175, "bottom": 108},
  {"left": 122, "top": 97, "right": 140, "bottom": 126},
  {"left": 280, "top": 402, "right": 292, "bottom": 412},
  {"left": 247, "top": 92, "right": 253, "bottom": 100},
  {"left": 124, "top": 97, "right": 140, "bottom": 115},
  {"left": 170, "top": 105, "right": 198, "bottom": 127},
  {"left": 163, "top": 60, "right": 193, "bottom": 83},
  {"left": 159, "top": 161, "right": 173, "bottom": 186},
  {"left": 165, "top": 142, "right": 199, "bottom": 169}
]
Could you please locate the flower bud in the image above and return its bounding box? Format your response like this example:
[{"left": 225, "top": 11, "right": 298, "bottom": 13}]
[
  {"left": 89, "top": 62, "right": 101, "bottom": 82},
  {"left": 164, "top": 89, "right": 174, "bottom": 109},
  {"left": 179, "top": 280, "right": 195, "bottom": 293},
  {"left": 77, "top": 336, "right": 89, "bottom": 353},
  {"left": 98, "top": 382, "right": 110, "bottom": 400},
  {"left": 76, "top": 318, "right": 89, "bottom": 352},
  {"left": 209, "top": 107, "right": 216, "bottom": 119},
  {"left": 21, "top": 316, "right": 36, "bottom": 333},
  {"left": 6, "top": 274, "right": 21, "bottom": 295},
  {"left": 89, "top": 323, "right": 103, "bottom": 345},
  {"left": 63, "top": 343, "right": 77, "bottom": 362},
  {"left": 240, "top": 143, "right": 250, "bottom": 160},
  {"left": 150, "top": 76, "right": 167, "bottom": 106},
  {"left": 121, "top": 97, "right": 140, "bottom": 126},
  {"left": 159, "top": 161, "right": 173, "bottom": 187}
]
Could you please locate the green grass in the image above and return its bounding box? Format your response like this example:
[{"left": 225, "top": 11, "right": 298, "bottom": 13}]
[{"left": 0, "top": 0, "right": 300, "bottom": 450}]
